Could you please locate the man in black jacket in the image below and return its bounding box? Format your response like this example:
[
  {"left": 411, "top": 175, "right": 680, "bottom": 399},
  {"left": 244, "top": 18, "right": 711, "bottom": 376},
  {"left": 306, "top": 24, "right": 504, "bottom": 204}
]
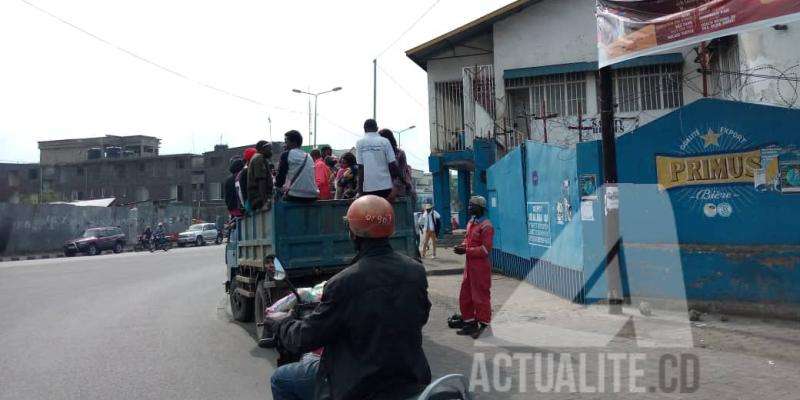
[
  {"left": 224, "top": 158, "right": 245, "bottom": 218},
  {"left": 267, "top": 195, "right": 432, "bottom": 400}
]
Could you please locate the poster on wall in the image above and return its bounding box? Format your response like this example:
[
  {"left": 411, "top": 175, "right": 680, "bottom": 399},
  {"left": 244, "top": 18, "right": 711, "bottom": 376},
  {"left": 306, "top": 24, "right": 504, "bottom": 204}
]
[
  {"left": 780, "top": 159, "right": 800, "bottom": 193},
  {"left": 580, "top": 174, "right": 598, "bottom": 200},
  {"left": 581, "top": 201, "right": 595, "bottom": 221},
  {"left": 597, "top": 0, "right": 800, "bottom": 67},
  {"left": 755, "top": 145, "right": 782, "bottom": 192},
  {"left": 527, "top": 202, "right": 551, "bottom": 248}
]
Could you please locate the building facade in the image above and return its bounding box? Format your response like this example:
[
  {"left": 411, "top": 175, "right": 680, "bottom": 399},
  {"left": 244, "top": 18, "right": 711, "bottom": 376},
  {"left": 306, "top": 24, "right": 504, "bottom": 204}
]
[
  {"left": 406, "top": 0, "right": 800, "bottom": 233},
  {"left": 0, "top": 136, "right": 284, "bottom": 207}
]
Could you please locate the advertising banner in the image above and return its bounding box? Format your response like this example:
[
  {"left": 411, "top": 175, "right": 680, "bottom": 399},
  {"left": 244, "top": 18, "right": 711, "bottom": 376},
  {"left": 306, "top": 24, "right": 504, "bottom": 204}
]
[{"left": 597, "top": 0, "right": 800, "bottom": 67}]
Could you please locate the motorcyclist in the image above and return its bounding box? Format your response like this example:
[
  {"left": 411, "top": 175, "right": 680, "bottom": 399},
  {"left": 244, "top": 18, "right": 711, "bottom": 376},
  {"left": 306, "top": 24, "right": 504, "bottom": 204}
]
[
  {"left": 153, "top": 223, "right": 166, "bottom": 246},
  {"left": 266, "top": 195, "right": 432, "bottom": 400},
  {"left": 141, "top": 226, "right": 153, "bottom": 250}
]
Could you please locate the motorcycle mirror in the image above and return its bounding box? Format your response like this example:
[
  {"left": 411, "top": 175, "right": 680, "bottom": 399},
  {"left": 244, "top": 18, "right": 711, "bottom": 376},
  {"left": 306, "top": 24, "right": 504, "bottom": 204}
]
[{"left": 273, "top": 258, "right": 286, "bottom": 281}]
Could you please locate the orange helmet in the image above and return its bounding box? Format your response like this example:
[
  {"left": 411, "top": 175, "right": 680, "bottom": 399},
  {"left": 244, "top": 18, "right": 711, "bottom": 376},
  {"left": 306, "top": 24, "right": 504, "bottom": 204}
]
[{"left": 346, "top": 195, "right": 395, "bottom": 238}]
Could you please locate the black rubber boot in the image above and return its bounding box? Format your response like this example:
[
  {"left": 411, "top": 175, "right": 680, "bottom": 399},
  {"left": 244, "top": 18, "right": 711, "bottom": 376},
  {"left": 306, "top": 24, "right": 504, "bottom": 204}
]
[
  {"left": 447, "top": 314, "right": 465, "bottom": 329},
  {"left": 456, "top": 321, "right": 479, "bottom": 336}
]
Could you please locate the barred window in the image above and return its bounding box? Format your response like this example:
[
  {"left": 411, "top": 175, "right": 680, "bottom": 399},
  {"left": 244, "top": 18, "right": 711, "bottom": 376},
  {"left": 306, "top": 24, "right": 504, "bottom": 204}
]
[
  {"left": 614, "top": 64, "right": 683, "bottom": 112},
  {"left": 433, "top": 81, "right": 464, "bottom": 151},
  {"left": 505, "top": 72, "right": 586, "bottom": 117}
]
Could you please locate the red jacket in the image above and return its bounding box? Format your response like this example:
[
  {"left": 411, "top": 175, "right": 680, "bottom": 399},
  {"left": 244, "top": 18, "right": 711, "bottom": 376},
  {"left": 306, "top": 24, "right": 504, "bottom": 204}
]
[
  {"left": 463, "top": 216, "right": 494, "bottom": 259},
  {"left": 314, "top": 158, "right": 332, "bottom": 200}
]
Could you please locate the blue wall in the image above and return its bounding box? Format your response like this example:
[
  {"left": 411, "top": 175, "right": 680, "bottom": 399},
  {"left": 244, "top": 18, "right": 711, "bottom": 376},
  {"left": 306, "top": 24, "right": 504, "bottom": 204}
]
[
  {"left": 615, "top": 99, "right": 800, "bottom": 303},
  {"left": 488, "top": 142, "right": 586, "bottom": 302},
  {"left": 524, "top": 142, "right": 583, "bottom": 270},
  {"left": 489, "top": 99, "right": 800, "bottom": 306},
  {"left": 487, "top": 148, "right": 527, "bottom": 259}
]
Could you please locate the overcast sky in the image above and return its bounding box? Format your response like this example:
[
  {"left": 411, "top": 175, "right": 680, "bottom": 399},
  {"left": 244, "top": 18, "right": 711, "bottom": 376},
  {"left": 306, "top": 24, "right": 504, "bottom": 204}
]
[{"left": 0, "top": 0, "right": 512, "bottom": 170}]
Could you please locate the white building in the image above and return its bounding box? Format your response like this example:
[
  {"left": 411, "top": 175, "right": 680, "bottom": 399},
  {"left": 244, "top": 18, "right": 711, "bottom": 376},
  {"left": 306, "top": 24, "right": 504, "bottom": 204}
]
[{"left": 407, "top": 0, "right": 800, "bottom": 154}]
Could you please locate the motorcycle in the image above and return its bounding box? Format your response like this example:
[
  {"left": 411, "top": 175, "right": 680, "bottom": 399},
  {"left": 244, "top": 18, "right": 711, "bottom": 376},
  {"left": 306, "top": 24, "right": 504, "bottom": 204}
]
[
  {"left": 149, "top": 235, "right": 171, "bottom": 252},
  {"left": 260, "top": 259, "right": 473, "bottom": 400}
]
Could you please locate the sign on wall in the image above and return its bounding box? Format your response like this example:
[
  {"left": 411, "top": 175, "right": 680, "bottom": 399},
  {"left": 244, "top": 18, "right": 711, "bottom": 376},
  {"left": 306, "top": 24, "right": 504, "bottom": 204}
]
[
  {"left": 597, "top": 0, "right": 800, "bottom": 67},
  {"left": 527, "top": 202, "right": 551, "bottom": 247},
  {"left": 654, "top": 124, "right": 799, "bottom": 218}
]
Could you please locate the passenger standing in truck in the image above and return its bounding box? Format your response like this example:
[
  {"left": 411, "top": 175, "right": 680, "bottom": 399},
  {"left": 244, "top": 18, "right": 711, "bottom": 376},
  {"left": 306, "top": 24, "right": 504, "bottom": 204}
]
[
  {"left": 237, "top": 147, "right": 257, "bottom": 213},
  {"left": 247, "top": 140, "right": 274, "bottom": 211},
  {"left": 312, "top": 149, "right": 332, "bottom": 200},
  {"left": 356, "top": 119, "right": 400, "bottom": 199},
  {"left": 225, "top": 157, "right": 244, "bottom": 218},
  {"left": 275, "top": 130, "right": 319, "bottom": 202}
]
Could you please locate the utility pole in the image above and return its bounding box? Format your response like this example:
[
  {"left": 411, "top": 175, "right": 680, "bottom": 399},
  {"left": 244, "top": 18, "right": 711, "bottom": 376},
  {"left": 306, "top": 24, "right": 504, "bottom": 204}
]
[
  {"left": 373, "top": 58, "right": 377, "bottom": 120},
  {"left": 313, "top": 95, "right": 319, "bottom": 148},
  {"left": 599, "top": 66, "right": 623, "bottom": 315}
]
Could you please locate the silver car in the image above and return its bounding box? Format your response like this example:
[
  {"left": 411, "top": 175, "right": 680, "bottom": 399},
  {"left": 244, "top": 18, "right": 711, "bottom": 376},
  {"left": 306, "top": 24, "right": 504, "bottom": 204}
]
[{"left": 177, "top": 223, "right": 219, "bottom": 247}]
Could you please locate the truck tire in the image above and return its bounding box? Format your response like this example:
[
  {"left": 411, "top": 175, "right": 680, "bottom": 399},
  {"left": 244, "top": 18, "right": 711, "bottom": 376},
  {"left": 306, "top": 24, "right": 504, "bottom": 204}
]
[
  {"left": 230, "top": 279, "right": 254, "bottom": 322},
  {"left": 254, "top": 280, "right": 270, "bottom": 340}
]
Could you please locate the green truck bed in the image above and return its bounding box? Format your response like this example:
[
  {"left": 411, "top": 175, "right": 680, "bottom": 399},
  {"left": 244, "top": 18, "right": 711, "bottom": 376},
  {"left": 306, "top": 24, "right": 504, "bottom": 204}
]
[{"left": 225, "top": 197, "right": 419, "bottom": 324}]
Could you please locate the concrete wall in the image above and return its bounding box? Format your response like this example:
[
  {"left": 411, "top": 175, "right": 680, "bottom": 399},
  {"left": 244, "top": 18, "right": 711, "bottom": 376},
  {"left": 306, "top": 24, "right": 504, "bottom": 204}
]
[
  {"left": 426, "top": 33, "right": 494, "bottom": 153},
  {"left": 613, "top": 99, "right": 800, "bottom": 305},
  {"left": 737, "top": 21, "right": 800, "bottom": 108},
  {"left": 0, "top": 203, "right": 193, "bottom": 255},
  {"left": 492, "top": 0, "right": 707, "bottom": 148},
  {"left": 0, "top": 163, "right": 41, "bottom": 203},
  {"left": 489, "top": 100, "right": 800, "bottom": 309}
]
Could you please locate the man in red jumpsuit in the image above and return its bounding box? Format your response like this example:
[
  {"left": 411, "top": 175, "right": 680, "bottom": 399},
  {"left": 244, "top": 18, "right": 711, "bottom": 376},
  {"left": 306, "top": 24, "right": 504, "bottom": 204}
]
[{"left": 453, "top": 195, "right": 494, "bottom": 338}]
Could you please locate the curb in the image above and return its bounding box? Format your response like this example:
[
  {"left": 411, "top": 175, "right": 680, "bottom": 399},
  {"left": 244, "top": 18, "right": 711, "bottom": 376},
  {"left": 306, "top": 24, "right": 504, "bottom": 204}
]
[{"left": 0, "top": 253, "right": 63, "bottom": 262}]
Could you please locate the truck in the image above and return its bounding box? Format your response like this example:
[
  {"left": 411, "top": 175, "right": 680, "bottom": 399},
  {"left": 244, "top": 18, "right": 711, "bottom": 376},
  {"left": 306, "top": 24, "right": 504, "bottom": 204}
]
[{"left": 224, "top": 198, "right": 418, "bottom": 339}]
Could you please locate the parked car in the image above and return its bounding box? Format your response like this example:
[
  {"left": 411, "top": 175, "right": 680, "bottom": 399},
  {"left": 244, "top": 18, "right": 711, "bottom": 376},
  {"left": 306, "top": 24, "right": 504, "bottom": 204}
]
[
  {"left": 64, "top": 227, "right": 126, "bottom": 256},
  {"left": 177, "top": 223, "right": 219, "bottom": 247}
]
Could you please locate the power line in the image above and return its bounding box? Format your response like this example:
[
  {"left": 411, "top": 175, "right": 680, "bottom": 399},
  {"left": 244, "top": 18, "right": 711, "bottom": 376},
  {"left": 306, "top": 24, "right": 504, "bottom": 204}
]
[
  {"left": 377, "top": 65, "right": 428, "bottom": 109},
  {"left": 376, "top": 0, "right": 441, "bottom": 58},
  {"left": 20, "top": 0, "right": 306, "bottom": 115}
]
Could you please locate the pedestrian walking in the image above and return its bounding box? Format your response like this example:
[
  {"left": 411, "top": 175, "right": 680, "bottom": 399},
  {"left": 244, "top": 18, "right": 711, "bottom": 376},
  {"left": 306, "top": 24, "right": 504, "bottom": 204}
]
[{"left": 420, "top": 203, "right": 441, "bottom": 258}]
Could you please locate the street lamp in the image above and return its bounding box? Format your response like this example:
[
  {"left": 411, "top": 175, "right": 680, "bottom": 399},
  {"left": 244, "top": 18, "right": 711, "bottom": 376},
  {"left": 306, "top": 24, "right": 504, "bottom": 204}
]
[
  {"left": 395, "top": 125, "right": 416, "bottom": 146},
  {"left": 291, "top": 87, "right": 342, "bottom": 148}
]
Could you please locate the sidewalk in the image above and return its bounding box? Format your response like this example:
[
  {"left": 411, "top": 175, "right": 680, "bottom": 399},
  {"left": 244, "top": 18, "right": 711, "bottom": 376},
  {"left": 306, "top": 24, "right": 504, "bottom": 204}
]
[
  {"left": 423, "top": 273, "right": 800, "bottom": 399},
  {"left": 421, "top": 249, "right": 464, "bottom": 276}
]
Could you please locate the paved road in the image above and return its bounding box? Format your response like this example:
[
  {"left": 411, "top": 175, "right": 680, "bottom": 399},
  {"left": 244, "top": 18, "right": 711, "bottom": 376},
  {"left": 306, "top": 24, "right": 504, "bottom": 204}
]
[{"left": 0, "top": 246, "right": 275, "bottom": 400}]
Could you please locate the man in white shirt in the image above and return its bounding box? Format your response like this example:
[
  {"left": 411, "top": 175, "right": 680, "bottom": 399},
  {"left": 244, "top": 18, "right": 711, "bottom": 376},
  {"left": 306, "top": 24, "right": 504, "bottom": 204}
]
[
  {"left": 419, "top": 204, "right": 441, "bottom": 258},
  {"left": 356, "top": 119, "right": 400, "bottom": 199}
]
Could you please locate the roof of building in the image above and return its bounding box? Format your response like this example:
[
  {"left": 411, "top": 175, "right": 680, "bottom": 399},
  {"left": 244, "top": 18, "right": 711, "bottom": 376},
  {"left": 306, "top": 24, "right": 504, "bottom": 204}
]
[
  {"left": 38, "top": 135, "right": 161, "bottom": 148},
  {"left": 405, "top": 0, "right": 536, "bottom": 70},
  {"left": 50, "top": 198, "right": 117, "bottom": 207}
]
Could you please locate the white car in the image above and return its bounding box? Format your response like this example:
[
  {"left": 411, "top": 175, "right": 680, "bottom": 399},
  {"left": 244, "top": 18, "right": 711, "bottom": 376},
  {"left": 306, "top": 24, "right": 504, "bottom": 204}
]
[{"left": 177, "top": 223, "right": 220, "bottom": 247}]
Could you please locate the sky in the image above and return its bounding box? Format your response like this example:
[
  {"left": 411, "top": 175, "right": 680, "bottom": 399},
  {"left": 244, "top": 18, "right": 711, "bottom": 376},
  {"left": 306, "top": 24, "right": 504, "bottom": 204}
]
[{"left": 0, "top": 0, "right": 513, "bottom": 170}]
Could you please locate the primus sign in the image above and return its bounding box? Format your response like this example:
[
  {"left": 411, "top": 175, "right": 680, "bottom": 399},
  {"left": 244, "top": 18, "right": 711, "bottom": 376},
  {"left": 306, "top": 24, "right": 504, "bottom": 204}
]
[{"left": 656, "top": 149, "right": 760, "bottom": 190}]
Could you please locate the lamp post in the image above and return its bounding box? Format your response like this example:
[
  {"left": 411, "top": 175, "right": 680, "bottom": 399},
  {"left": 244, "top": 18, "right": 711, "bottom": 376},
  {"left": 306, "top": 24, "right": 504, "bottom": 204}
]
[
  {"left": 291, "top": 87, "right": 342, "bottom": 148},
  {"left": 395, "top": 125, "right": 416, "bottom": 146}
]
